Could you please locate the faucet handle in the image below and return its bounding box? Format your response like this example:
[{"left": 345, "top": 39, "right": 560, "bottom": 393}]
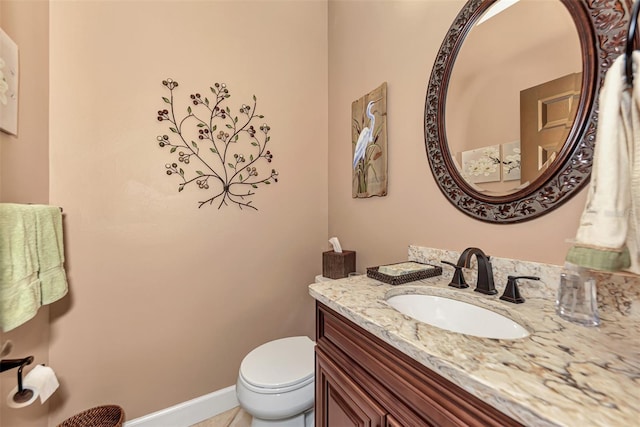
[
  {"left": 500, "top": 275, "right": 540, "bottom": 304},
  {"left": 441, "top": 260, "right": 469, "bottom": 289}
]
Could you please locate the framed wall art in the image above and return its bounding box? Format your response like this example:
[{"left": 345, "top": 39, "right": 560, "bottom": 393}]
[
  {"left": 0, "top": 27, "right": 18, "bottom": 136},
  {"left": 461, "top": 144, "right": 501, "bottom": 184},
  {"left": 352, "top": 82, "right": 387, "bottom": 198},
  {"left": 501, "top": 140, "right": 521, "bottom": 181}
]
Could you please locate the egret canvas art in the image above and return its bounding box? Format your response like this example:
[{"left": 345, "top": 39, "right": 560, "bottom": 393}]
[
  {"left": 0, "top": 27, "right": 18, "bottom": 135},
  {"left": 352, "top": 83, "right": 387, "bottom": 198}
]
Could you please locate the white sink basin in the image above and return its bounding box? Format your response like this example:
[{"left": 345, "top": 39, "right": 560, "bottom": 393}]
[{"left": 386, "top": 294, "right": 529, "bottom": 339}]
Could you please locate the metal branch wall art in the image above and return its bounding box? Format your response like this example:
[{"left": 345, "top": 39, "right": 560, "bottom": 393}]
[{"left": 156, "top": 78, "right": 278, "bottom": 210}]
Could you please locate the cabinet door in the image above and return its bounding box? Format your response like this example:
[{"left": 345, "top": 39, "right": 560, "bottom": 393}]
[
  {"left": 385, "top": 414, "right": 403, "bottom": 427},
  {"left": 316, "top": 349, "right": 387, "bottom": 427}
]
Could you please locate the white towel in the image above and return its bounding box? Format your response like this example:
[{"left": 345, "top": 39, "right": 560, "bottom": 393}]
[{"left": 566, "top": 52, "right": 640, "bottom": 274}]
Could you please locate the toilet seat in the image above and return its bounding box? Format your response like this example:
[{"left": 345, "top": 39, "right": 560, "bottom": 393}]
[{"left": 239, "top": 336, "right": 315, "bottom": 394}]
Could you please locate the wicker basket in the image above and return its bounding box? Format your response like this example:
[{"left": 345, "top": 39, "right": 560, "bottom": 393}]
[{"left": 57, "top": 405, "right": 124, "bottom": 427}]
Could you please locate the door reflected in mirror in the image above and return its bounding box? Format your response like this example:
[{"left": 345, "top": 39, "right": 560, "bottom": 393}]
[{"left": 445, "top": 0, "right": 581, "bottom": 196}]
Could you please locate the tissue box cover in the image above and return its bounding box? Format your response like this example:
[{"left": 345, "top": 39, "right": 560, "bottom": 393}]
[{"left": 322, "top": 250, "right": 356, "bottom": 279}]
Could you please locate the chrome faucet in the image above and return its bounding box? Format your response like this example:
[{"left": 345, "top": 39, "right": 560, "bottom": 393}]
[{"left": 456, "top": 247, "right": 497, "bottom": 295}]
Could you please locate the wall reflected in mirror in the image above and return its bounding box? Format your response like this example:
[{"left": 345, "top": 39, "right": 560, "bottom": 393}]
[{"left": 445, "top": 0, "right": 581, "bottom": 196}]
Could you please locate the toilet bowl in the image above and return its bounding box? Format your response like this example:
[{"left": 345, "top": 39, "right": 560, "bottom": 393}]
[{"left": 236, "top": 336, "right": 315, "bottom": 427}]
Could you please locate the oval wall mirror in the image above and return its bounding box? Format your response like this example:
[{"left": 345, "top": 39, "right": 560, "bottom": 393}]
[{"left": 425, "top": 0, "right": 632, "bottom": 223}]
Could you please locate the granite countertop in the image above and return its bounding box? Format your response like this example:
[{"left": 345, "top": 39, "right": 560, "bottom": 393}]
[{"left": 308, "top": 248, "right": 640, "bottom": 427}]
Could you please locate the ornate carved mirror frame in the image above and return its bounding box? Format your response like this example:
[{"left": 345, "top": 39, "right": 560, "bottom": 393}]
[{"left": 425, "top": 0, "right": 632, "bottom": 223}]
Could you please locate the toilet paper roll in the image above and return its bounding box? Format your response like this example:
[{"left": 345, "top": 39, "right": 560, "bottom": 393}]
[
  {"left": 6, "top": 365, "right": 59, "bottom": 408},
  {"left": 24, "top": 365, "right": 59, "bottom": 404},
  {"left": 7, "top": 365, "right": 60, "bottom": 408},
  {"left": 6, "top": 386, "right": 38, "bottom": 409}
]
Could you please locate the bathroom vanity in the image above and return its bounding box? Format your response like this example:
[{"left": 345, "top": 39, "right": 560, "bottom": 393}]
[
  {"left": 316, "top": 302, "right": 520, "bottom": 426},
  {"left": 310, "top": 246, "right": 640, "bottom": 427}
]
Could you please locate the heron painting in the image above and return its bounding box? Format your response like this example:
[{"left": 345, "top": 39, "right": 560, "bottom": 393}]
[{"left": 352, "top": 83, "right": 387, "bottom": 198}]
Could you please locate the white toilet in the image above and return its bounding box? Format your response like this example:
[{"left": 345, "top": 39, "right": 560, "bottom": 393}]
[{"left": 236, "top": 336, "right": 315, "bottom": 427}]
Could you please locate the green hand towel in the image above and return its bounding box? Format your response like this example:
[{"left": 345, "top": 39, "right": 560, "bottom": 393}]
[
  {"left": 35, "top": 206, "right": 69, "bottom": 304},
  {"left": 0, "top": 204, "right": 68, "bottom": 332}
]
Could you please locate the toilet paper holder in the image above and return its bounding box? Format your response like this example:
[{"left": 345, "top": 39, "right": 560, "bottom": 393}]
[{"left": 1, "top": 355, "right": 35, "bottom": 404}]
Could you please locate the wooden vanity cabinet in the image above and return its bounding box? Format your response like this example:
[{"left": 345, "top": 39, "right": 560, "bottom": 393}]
[{"left": 315, "top": 302, "right": 523, "bottom": 427}]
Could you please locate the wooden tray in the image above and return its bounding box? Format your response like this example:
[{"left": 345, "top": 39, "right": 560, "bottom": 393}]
[{"left": 366, "top": 261, "right": 442, "bottom": 286}]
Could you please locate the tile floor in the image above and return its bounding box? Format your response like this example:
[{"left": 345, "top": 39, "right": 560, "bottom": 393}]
[{"left": 190, "top": 406, "right": 251, "bottom": 427}]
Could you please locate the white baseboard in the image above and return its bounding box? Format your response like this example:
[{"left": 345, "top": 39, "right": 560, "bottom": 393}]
[{"left": 124, "top": 385, "right": 239, "bottom": 427}]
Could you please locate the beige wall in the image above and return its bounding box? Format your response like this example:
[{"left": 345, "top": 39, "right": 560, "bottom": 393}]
[
  {"left": 327, "top": 0, "right": 588, "bottom": 274},
  {"left": 0, "top": 1, "right": 51, "bottom": 426},
  {"left": 0, "top": 0, "right": 50, "bottom": 204},
  {"left": 47, "top": 0, "right": 327, "bottom": 424}
]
